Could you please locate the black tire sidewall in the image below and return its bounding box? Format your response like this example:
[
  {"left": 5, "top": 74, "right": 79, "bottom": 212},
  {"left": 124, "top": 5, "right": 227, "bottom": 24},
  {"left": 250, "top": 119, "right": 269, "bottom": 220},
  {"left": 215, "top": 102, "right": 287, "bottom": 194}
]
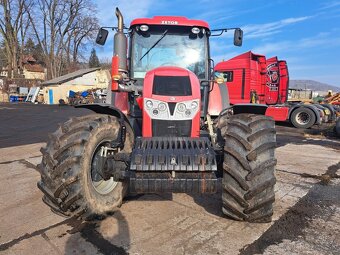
[
  {"left": 322, "top": 104, "right": 336, "bottom": 121},
  {"left": 80, "top": 123, "right": 126, "bottom": 215},
  {"left": 291, "top": 107, "right": 316, "bottom": 128},
  {"left": 336, "top": 118, "right": 340, "bottom": 136}
]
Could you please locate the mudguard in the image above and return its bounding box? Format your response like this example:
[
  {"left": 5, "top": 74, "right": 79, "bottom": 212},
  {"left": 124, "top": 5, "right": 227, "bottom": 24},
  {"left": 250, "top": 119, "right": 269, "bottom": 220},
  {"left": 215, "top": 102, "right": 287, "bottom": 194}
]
[
  {"left": 232, "top": 104, "right": 268, "bottom": 115},
  {"left": 288, "top": 104, "right": 321, "bottom": 125},
  {"left": 75, "top": 103, "right": 133, "bottom": 129},
  {"left": 208, "top": 83, "right": 230, "bottom": 116}
]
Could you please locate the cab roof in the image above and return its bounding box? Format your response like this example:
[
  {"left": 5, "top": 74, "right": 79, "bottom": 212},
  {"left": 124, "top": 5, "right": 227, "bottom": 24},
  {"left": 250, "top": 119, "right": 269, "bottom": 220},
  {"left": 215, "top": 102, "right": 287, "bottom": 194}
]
[{"left": 130, "top": 16, "right": 210, "bottom": 29}]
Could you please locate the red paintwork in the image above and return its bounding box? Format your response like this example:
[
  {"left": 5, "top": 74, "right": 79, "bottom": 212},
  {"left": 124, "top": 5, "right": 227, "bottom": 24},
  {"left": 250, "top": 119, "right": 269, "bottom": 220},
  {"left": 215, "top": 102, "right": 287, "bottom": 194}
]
[
  {"left": 130, "top": 16, "right": 209, "bottom": 29},
  {"left": 114, "top": 92, "right": 129, "bottom": 115},
  {"left": 265, "top": 56, "right": 280, "bottom": 104},
  {"left": 208, "top": 82, "right": 224, "bottom": 116},
  {"left": 111, "top": 55, "right": 119, "bottom": 91},
  {"left": 266, "top": 57, "right": 289, "bottom": 104},
  {"left": 214, "top": 51, "right": 291, "bottom": 121},
  {"left": 278, "top": 60, "right": 289, "bottom": 103},
  {"left": 142, "top": 66, "right": 201, "bottom": 137},
  {"left": 136, "top": 96, "right": 143, "bottom": 111},
  {"left": 265, "top": 106, "right": 289, "bottom": 121},
  {"left": 214, "top": 51, "right": 267, "bottom": 104}
]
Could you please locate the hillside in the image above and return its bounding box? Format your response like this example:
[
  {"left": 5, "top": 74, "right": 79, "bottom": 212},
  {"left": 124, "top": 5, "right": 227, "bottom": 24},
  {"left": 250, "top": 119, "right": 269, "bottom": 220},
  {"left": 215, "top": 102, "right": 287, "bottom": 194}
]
[{"left": 289, "top": 80, "right": 340, "bottom": 92}]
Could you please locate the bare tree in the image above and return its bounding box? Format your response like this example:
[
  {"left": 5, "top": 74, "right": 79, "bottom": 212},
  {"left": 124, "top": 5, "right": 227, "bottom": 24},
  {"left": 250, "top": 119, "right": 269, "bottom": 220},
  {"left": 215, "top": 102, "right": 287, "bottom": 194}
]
[
  {"left": 0, "top": 0, "right": 32, "bottom": 78},
  {"left": 26, "top": 0, "right": 99, "bottom": 79}
]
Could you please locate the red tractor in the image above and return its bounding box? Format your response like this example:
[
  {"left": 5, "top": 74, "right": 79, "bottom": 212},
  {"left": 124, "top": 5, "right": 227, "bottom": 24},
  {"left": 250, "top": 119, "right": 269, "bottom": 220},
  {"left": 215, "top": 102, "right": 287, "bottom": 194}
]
[{"left": 38, "top": 8, "right": 277, "bottom": 223}]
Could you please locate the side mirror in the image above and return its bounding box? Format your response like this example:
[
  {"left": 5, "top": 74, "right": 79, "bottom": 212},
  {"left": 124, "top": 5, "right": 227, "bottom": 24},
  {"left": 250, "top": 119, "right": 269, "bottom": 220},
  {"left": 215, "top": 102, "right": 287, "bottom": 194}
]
[
  {"left": 234, "top": 28, "right": 243, "bottom": 47},
  {"left": 96, "top": 28, "right": 109, "bottom": 45}
]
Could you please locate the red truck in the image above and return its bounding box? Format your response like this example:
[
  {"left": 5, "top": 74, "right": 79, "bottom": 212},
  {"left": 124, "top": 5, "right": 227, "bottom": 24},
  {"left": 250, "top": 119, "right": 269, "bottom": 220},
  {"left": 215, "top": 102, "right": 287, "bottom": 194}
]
[{"left": 215, "top": 51, "right": 334, "bottom": 128}]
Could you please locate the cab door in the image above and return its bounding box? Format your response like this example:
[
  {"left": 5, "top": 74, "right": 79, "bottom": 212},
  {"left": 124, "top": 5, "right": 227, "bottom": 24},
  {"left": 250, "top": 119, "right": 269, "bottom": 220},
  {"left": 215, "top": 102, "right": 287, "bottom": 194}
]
[{"left": 216, "top": 68, "right": 247, "bottom": 104}]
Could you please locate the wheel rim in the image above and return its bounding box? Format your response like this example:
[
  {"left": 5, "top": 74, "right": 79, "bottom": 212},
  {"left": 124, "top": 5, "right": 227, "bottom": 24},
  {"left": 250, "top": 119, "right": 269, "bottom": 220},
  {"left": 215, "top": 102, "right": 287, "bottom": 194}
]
[
  {"left": 90, "top": 141, "right": 118, "bottom": 195},
  {"left": 296, "top": 111, "right": 310, "bottom": 125}
]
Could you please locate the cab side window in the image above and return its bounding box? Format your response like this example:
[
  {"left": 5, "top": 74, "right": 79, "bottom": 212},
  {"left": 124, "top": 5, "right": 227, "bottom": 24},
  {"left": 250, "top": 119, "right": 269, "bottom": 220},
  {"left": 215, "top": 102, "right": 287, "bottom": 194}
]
[{"left": 215, "top": 71, "right": 233, "bottom": 82}]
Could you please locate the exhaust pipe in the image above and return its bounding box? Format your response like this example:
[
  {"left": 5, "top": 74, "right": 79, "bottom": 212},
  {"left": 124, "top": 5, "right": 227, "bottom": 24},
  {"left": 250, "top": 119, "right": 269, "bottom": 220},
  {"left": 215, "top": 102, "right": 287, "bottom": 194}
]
[
  {"left": 116, "top": 7, "right": 124, "bottom": 32},
  {"left": 114, "top": 7, "right": 127, "bottom": 73}
]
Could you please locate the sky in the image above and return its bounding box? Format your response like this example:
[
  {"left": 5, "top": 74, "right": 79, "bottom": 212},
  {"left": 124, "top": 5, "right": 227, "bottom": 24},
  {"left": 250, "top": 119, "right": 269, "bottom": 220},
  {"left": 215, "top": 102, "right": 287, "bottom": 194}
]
[{"left": 94, "top": 0, "right": 340, "bottom": 86}]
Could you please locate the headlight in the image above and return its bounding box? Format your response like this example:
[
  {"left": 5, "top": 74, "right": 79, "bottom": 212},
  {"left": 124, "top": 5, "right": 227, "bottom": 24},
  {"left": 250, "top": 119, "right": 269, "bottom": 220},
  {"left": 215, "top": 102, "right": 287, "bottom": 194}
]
[
  {"left": 185, "top": 110, "right": 191, "bottom": 116},
  {"left": 158, "top": 102, "right": 166, "bottom": 111},
  {"left": 191, "top": 27, "right": 200, "bottom": 34},
  {"left": 146, "top": 100, "right": 153, "bottom": 109},
  {"left": 152, "top": 109, "right": 159, "bottom": 115},
  {"left": 191, "top": 101, "right": 198, "bottom": 109},
  {"left": 140, "top": 25, "right": 149, "bottom": 32},
  {"left": 177, "top": 103, "right": 186, "bottom": 112}
]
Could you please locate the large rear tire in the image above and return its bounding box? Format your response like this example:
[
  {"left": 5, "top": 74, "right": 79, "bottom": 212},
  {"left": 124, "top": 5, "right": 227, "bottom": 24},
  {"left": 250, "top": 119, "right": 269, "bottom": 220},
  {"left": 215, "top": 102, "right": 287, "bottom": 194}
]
[
  {"left": 219, "top": 113, "right": 277, "bottom": 223},
  {"left": 38, "top": 114, "right": 133, "bottom": 219}
]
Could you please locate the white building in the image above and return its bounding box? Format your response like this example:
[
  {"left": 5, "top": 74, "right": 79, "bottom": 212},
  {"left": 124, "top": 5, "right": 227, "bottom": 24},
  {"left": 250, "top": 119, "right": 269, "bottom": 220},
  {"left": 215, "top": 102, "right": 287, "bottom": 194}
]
[{"left": 41, "top": 68, "right": 110, "bottom": 104}]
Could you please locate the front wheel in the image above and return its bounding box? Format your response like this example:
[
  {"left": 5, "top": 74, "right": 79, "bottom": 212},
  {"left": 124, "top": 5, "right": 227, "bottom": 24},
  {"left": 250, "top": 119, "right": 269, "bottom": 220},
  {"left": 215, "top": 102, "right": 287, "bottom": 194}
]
[
  {"left": 38, "top": 114, "right": 133, "bottom": 219},
  {"left": 219, "top": 113, "right": 277, "bottom": 223}
]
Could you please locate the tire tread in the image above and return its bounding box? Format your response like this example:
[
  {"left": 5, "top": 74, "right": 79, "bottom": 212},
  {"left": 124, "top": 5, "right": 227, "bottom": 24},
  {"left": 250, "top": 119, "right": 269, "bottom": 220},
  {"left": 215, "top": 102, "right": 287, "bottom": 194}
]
[{"left": 221, "top": 113, "right": 277, "bottom": 222}]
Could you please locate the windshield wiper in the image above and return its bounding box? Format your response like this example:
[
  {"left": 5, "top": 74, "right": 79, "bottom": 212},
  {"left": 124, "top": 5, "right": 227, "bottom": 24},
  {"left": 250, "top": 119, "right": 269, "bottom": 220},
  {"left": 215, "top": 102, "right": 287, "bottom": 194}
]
[{"left": 139, "top": 30, "right": 168, "bottom": 61}]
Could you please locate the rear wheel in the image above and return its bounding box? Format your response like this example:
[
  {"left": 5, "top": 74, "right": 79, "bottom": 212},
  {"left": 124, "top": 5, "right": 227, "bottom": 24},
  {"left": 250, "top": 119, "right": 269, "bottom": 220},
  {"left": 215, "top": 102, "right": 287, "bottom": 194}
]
[
  {"left": 335, "top": 118, "right": 340, "bottom": 137},
  {"left": 290, "top": 107, "right": 316, "bottom": 129},
  {"left": 219, "top": 113, "right": 277, "bottom": 222},
  {"left": 38, "top": 114, "right": 133, "bottom": 219}
]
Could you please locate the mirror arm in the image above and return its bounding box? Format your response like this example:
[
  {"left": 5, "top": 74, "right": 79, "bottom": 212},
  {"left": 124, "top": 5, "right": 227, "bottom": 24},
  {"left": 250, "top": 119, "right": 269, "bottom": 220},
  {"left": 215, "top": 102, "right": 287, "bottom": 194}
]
[
  {"left": 210, "top": 27, "right": 240, "bottom": 37},
  {"left": 101, "top": 26, "right": 130, "bottom": 35}
]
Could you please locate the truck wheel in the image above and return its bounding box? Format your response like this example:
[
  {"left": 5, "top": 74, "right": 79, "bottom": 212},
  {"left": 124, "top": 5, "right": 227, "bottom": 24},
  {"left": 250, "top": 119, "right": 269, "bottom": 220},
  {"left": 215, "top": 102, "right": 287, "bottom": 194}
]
[
  {"left": 38, "top": 114, "right": 133, "bottom": 219},
  {"left": 321, "top": 104, "right": 336, "bottom": 122},
  {"left": 219, "top": 113, "right": 277, "bottom": 222},
  {"left": 335, "top": 118, "right": 340, "bottom": 137},
  {"left": 290, "top": 107, "right": 316, "bottom": 129}
]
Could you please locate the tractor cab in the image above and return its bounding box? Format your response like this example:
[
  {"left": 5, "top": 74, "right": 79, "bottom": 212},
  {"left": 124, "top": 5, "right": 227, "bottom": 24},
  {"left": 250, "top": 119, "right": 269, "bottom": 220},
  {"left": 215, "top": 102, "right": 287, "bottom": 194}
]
[
  {"left": 127, "top": 18, "right": 210, "bottom": 138},
  {"left": 96, "top": 11, "right": 243, "bottom": 97}
]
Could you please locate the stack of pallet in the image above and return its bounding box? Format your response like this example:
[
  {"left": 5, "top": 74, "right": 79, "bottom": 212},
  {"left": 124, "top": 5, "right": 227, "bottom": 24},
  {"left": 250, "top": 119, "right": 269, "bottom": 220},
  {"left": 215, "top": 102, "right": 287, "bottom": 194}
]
[{"left": 325, "top": 92, "right": 340, "bottom": 105}]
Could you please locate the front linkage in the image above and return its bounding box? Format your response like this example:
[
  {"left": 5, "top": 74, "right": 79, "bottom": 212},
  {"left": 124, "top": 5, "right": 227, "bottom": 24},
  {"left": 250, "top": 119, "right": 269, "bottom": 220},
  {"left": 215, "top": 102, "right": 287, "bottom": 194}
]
[{"left": 95, "top": 135, "right": 218, "bottom": 194}]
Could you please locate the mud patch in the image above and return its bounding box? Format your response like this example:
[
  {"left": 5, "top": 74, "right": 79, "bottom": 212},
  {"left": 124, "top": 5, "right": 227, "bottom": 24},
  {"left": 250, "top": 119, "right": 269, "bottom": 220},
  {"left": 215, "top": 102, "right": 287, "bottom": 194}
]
[
  {"left": 240, "top": 162, "right": 340, "bottom": 255},
  {"left": 276, "top": 123, "right": 340, "bottom": 150},
  {"left": 277, "top": 162, "right": 340, "bottom": 185},
  {"left": 67, "top": 217, "right": 128, "bottom": 255}
]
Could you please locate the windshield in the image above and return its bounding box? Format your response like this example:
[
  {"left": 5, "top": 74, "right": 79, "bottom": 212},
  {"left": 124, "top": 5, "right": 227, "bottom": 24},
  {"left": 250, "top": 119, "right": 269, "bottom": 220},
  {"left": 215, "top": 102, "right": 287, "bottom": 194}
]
[{"left": 131, "top": 26, "right": 208, "bottom": 79}]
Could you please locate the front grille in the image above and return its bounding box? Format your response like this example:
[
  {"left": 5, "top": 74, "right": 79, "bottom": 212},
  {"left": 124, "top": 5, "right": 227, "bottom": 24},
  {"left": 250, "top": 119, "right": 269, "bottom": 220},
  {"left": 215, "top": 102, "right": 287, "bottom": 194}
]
[{"left": 152, "top": 120, "right": 191, "bottom": 137}]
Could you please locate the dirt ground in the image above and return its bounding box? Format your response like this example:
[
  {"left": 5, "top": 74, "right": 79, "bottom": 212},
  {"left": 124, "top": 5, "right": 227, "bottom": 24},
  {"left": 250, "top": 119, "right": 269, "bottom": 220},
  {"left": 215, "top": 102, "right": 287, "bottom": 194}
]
[{"left": 0, "top": 103, "right": 339, "bottom": 255}]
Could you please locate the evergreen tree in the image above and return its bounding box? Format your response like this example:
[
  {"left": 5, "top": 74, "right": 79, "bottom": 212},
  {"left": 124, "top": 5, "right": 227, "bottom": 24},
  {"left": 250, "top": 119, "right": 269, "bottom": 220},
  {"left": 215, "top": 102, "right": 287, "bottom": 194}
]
[
  {"left": 88, "top": 48, "right": 100, "bottom": 68},
  {"left": 24, "top": 38, "right": 36, "bottom": 55},
  {"left": 32, "top": 43, "right": 45, "bottom": 65}
]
